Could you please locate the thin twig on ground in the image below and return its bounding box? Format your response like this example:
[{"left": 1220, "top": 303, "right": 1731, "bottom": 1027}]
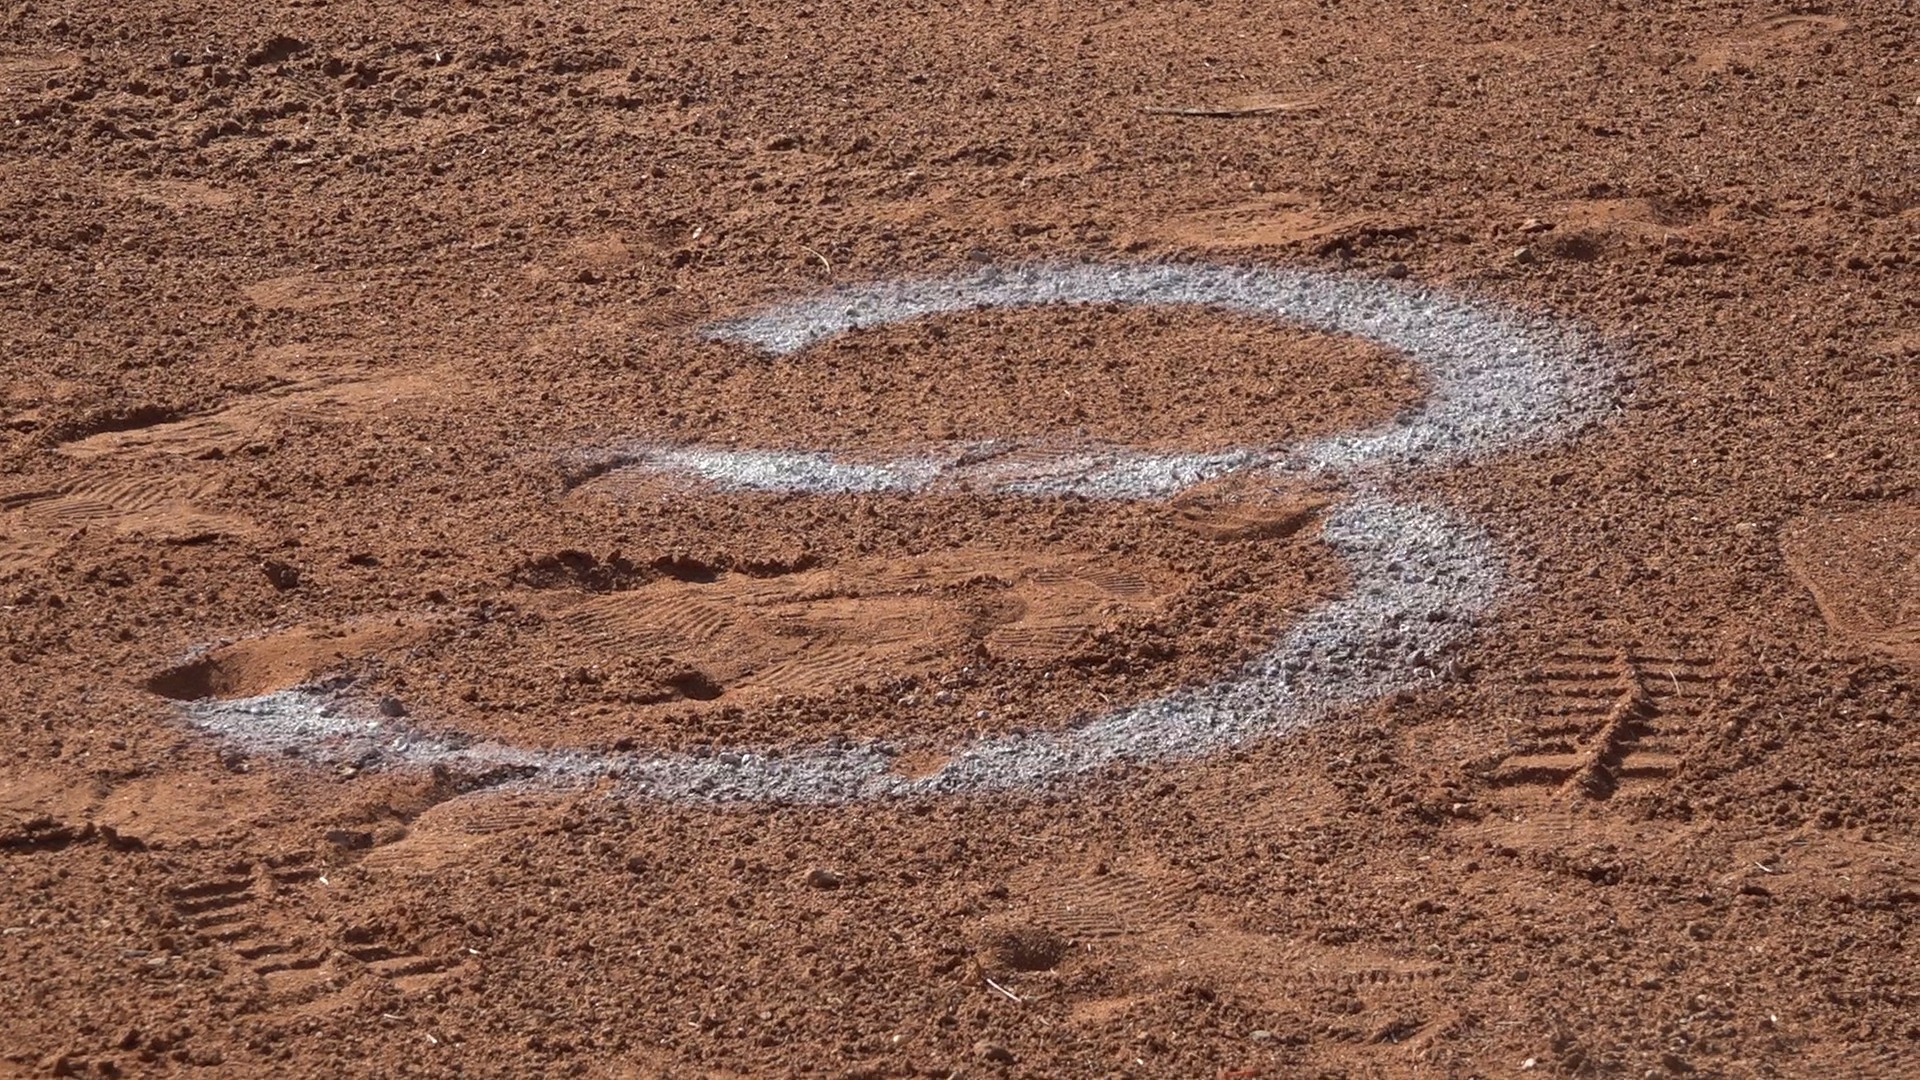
[{"left": 983, "top": 976, "right": 1024, "bottom": 1004}]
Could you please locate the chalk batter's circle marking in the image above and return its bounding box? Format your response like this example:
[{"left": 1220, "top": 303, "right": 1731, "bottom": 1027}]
[{"left": 183, "top": 262, "right": 1612, "bottom": 803}]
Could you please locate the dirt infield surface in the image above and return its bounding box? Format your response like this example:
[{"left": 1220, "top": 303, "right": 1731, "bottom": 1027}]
[{"left": 1, "top": 0, "right": 1915, "bottom": 1076}]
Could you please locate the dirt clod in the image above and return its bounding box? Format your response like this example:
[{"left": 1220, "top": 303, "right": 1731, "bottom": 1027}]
[{"left": 976, "top": 1042, "right": 1016, "bottom": 1065}]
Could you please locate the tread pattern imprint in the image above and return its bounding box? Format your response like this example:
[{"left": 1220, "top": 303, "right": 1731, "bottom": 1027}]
[
  {"left": 0, "top": 474, "right": 245, "bottom": 575},
  {"left": 1, "top": 371, "right": 432, "bottom": 577},
  {"left": 980, "top": 853, "right": 1452, "bottom": 1037},
  {"left": 1484, "top": 646, "right": 1721, "bottom": 804},
  {"left": 165, "top": 852, "right": 468, "bottom": 1013},
  {"left": 543, "top": 549, "right": 1190, "bottom": 705}
]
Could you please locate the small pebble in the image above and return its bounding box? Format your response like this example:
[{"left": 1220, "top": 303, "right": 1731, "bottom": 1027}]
[
  {"left": 805, "top": 868, "right": 842, "bottom": 890},
  {"left": 260, "top": 560, "right": 301, "bottom": 591}
]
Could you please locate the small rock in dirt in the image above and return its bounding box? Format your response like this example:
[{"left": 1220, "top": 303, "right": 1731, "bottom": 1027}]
[
  {"left": 1513, "top": 246, "right": 1536, "bottom": 265},
  {"left": 378, "top": 696, "right": 408, "bottom": 718},
  {"left": 325, "top": 828, "right": 373, "bottom": 850},
  {"left": 1249, "top": 1029, "right": 1275, "bottom": 1042},
  {"left": 764, "top": 133, "right": 799, "bottom": 151},
  {"left": 805, "top": 868, "right": 843, "bottom": 890},
  {"left": 261, "top": 560, "right": 301, "bottom": 590},
  {"left": 975, "top": 1041, "right": 1016, "bottom": 1065}
]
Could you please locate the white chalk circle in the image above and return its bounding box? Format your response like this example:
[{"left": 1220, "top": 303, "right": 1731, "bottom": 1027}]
[{"left": 184, "top": 262, "right": 1613, "bottom": 803}]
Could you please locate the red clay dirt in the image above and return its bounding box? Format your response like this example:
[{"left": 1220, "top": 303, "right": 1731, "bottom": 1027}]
[{"left": 1, "top": 1, "right": 1916, "bottom": 1077}]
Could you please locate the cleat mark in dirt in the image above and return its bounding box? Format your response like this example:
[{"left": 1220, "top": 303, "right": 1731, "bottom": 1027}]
[
  {"left": 1072, "top": 565, "right": 1154, "bottom": 599},
  {"left": 1016, "top": 861, "right": 1194, "bottom": 941},
  {"left": 0, "top": 50, "right": 80, "bottom": 86},
  {"left": 998, "top": 854, "right": 1448, "bottom": 1027},
  {"left": 0, "top": 473, "right": 246, "bottom": 572},
  {"left": 1689, "top": 13, "right": 1850, "bottom": 75},
  {"left": 166, "top": 855, "right": 465, "bottom": 1006},
  {"left": 560, "top": 591, "right": 738, "bottom": 653},
  {"left": 1782, "top": 505, "right": 1918, "bottom": 665},
  {"left": 281, "top": 925, "right": 462, "bottom": 1006},
  {"left": 168, "top": 857, "right": 323, "bottom": 977},
  {"left": 8, "top": 474, "right": 220, "bottom": 528},
  {"left": 243, "top": 275, "right": 356, "bottom": 311},
  {"left": 0, "top": 533, "right": 53, "bottom": 577},
  {"left": 539, "top": 550, "right": 1184, "bottom": 702},
  {"left": 360, "top": 797, "right": 553, "bottom": 876},
  {"left": 57, "top": 372, "right": 435, "bottom": 462},
  {"left": 1172, "top": 498, "right": 1327, "bottom": 543},
  {"left": 747, "top": 643, "right": 904, "bottom": 695},
  {"left": 1489, "top": 649, "right": 1719, "bottom": 801},
  {"left": 983, "top": 622, "right": 1089, "bottom": 660},
  {"left": 60, "top": 413, "right": 261, "bottom": 461}
]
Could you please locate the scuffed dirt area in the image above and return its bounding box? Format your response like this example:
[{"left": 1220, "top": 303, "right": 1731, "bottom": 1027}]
[{"left": 0, "top": 1, "right": 1915, "bottom": 1077}]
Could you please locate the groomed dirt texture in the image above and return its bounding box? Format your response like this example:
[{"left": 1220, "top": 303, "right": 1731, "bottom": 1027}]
[{"left": 1, "top": 0, "right": 1917, "bottom": 1077}]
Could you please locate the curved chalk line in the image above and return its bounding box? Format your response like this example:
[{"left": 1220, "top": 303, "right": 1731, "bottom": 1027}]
[
  {"left": 615, "top": 261, "right": 1612, "bottom": 498},
  {"left": 181, "top": 262, "right": 1612, "bottom": 803},
  {"left": 186, "top": 501, "right": 1497, "bottom": 802}
]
